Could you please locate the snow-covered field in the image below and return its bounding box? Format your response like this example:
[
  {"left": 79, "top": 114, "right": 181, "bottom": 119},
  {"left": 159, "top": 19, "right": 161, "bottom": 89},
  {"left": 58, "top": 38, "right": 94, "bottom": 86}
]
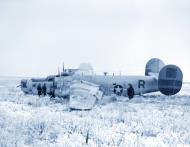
[{"left": 0, "top": 77, "right": 190, "bottom": 147}]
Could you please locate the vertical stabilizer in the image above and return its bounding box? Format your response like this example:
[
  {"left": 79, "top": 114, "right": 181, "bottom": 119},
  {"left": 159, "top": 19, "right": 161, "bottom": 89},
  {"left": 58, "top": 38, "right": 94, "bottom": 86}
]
[{"left": 145, "top": 58, "right": 165, "bottom": 76}]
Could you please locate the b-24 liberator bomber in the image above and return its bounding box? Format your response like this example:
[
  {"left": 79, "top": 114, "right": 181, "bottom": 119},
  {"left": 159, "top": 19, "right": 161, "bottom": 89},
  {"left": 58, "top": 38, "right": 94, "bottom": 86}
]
[{"left": 20, "top": 58, "right": 183, "bottom": 110}]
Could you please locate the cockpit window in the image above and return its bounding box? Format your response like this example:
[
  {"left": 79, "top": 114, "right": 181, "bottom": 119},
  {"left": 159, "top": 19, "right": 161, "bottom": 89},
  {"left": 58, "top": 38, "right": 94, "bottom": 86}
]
[{"left": 166, "top": 68, "right": 177, "bottom": 78}]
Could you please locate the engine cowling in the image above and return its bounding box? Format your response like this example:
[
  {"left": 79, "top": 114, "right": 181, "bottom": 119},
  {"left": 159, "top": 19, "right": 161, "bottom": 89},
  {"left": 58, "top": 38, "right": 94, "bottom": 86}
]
[{"left": 158, "top": 65, "right": 183, "bottom": 95}]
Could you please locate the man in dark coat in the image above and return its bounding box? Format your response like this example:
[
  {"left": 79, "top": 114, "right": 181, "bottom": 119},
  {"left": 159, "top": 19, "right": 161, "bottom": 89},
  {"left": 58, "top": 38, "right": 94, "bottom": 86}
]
[
  {"left": 37, "top": 83, "right": 42, "bottom": 97},
  {"left": 42, "top": 84, "right": 47, "bottom": 96},
  {"left": 127, "top": 84, "right": 135, "bottom": 99},
  {"left": 49, "top": 87, "right": 55, "bottom": 99}
]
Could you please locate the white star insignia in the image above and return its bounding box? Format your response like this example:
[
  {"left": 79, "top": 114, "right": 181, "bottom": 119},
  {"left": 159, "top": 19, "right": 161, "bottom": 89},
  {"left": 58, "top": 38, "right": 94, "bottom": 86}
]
[{"left": 115, "top": 86, "right": 122, "bottom": 93}]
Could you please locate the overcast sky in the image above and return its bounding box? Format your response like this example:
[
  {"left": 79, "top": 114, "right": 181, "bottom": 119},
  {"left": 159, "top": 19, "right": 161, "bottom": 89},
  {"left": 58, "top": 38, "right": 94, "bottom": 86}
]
[{"left": 0, "top": 0, "right": 190, "bottom": 81}]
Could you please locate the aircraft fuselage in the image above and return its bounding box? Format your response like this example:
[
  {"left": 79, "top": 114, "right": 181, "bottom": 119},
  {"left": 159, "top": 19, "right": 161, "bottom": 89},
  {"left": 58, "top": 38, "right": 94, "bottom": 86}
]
[{"left": 54, "top": 75, "right": 158, "bottom": 97}]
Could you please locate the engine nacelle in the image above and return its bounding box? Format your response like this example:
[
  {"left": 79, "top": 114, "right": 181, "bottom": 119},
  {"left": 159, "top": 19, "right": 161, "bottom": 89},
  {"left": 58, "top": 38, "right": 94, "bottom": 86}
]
[{"left": 158, "top": 65, "right": 183, "bottom": 95}]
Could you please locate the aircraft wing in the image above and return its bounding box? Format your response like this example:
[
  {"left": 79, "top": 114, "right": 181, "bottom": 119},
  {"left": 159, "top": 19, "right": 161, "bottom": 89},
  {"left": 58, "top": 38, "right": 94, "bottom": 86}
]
[{"left": 69, "top": 80, "right": 103, "bottom": 110}]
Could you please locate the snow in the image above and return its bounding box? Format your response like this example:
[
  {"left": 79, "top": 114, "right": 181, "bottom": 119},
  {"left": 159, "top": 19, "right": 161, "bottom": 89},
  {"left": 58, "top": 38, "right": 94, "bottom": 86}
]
[{"left": 0, "top": 77, "right": 190, "bottom": 146}]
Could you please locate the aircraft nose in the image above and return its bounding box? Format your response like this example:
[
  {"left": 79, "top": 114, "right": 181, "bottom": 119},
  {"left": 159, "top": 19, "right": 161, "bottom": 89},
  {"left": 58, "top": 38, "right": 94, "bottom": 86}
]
[{"left": 21, "top": 80, "right": 27, "bottom": 88}]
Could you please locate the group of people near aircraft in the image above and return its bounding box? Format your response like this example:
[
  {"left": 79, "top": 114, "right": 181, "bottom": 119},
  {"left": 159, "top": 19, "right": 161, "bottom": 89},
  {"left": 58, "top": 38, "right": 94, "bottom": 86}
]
[
  {"left": 36, "top": 80, "right": 135, "bottom": 99},
  {"left": 36, "top": 82, "right": 135, "bottom": 99},
  {"left": 37, "top": 83, "right": 55, "bottom": 98},
  {"left": 37, "top": 83, "right": 46, "bottom": 96}
]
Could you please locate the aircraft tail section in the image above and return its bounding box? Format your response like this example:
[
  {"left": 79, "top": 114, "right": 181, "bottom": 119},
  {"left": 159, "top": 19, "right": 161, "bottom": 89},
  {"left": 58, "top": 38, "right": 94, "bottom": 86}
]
[
  {"left": 145, "top": 58, "right": 183, "bottom": 95},
  {"left": 158, "top": 65, "right": 183, "bottom": 95},
  {"left": 145, "top": 58, "right": 165, "bottom": 76}
]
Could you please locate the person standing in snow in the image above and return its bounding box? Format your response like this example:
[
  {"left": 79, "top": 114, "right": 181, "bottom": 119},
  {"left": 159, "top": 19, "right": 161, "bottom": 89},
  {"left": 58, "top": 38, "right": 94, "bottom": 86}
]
[
  {"left": 42, "top": 84, "right": 47, "bottom": 96},
  {"left": 127, "top": 84, "right": 135, "bottom": 99},
  {"left": 49, "top": 87, "right": 55, "bottom": 99},
  {"left": 37, "top": 83, "right": 42, "bottom": 97}
]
